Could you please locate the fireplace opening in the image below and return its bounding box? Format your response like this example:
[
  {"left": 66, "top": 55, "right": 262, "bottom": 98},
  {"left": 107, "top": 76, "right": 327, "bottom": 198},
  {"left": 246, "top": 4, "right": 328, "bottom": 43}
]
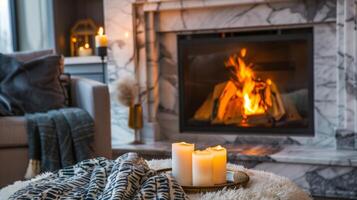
[{"left": 178, "top": 28, "right": 314, "bottom": 136}]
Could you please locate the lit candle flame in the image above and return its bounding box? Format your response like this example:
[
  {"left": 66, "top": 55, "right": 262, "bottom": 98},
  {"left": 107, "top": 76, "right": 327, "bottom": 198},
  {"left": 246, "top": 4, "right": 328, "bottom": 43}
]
[
  {"left": 213, "top": 145, "right": 224, "bottom": 150},
  {"left": 208, "top": 145, "right": 225, "bottom": 151},
  {"left": 194, "top": 150, "right": 211, "bottom": 155},
  {"left": 179, "top": 142, "right": 193, "bottom": 146},
  {"left": 98, "top": 27, "right": 104, "bottom": 36}
]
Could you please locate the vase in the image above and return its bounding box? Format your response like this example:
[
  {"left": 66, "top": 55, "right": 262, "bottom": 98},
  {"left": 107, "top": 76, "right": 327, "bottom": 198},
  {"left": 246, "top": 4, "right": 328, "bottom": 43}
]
[{"left": 128, "top": 103, "right": 143, "bottom": 144}]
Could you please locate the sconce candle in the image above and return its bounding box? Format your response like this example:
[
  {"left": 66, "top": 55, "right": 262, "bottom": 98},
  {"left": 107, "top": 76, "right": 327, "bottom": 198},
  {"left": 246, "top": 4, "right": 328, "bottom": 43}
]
[
  {"left": 78, "top": 43, "right": 93, "bottom": 57},
  {"left": 207, "top": 145, "right": 227, "bottom": 184},
  {"left": 172, "top": 142, "right": 195, "bottom": 186},
  {"left": 95, "top": 27, "right": 108, "bottom": 47},
  {"left": 192, "top": 150, "right": 213, "bottom": 186}
]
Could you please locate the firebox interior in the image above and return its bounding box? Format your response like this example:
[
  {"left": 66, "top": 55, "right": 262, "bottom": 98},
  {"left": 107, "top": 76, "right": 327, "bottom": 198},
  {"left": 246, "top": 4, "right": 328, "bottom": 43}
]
[{"left": 178, "top": 28, "right": 314, "bottom": 136}]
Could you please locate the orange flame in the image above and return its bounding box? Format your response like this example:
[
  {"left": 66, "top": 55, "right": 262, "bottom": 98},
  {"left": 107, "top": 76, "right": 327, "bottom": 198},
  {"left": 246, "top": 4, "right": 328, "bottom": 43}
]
[
  {"left": 225, "top": 48, "right": 272, "bottom": 117},
  {"left": 98, "top": 27, "right": 104, "bottom": 36}
]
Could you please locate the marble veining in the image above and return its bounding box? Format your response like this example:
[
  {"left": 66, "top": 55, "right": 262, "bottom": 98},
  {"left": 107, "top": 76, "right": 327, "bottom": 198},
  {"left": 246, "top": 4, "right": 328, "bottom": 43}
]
[
  {"left": 156, "top": 0, "right": 336, "bottom": 32},
  {"left": 253, "top": 162, "right": 357, "bottom": 199},
  {"left": 270, "top": 146, "right": 357, "bottom": 166},
  {"left": 105, "top": 1, "right": 357, "bottom": 197},
  {"left": 114, "top": 141, "right": 357, "bottom": 198},
  {"left": 155, "top": 23, "right": 338, "bottom": 147},
  {"left": 103, "top": 0, "right": 357, "bottom": 147},
  {"left": 104, "top": 0, "right": 136, "bottom": 145}
]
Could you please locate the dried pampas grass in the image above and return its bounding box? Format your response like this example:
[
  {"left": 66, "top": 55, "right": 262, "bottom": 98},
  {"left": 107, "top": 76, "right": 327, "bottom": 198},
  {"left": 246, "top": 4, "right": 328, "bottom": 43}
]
[{"left": 116, "top": 75, "right": 138, "bottom": 107}]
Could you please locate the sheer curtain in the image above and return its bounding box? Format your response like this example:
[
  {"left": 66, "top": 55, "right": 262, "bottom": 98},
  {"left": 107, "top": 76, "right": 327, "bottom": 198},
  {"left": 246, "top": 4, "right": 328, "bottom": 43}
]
[
  {"left": 16, "top": 0, "right": 54, "bottom": 51},
  {"left": 0, "top": 0, "right": 13, "bottom": 53}
]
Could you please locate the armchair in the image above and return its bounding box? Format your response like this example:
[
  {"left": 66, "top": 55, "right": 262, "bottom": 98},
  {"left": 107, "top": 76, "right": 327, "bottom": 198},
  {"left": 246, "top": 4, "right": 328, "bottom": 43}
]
[{"left": 0, "top": 76, "right": 111, "bottom": 187}]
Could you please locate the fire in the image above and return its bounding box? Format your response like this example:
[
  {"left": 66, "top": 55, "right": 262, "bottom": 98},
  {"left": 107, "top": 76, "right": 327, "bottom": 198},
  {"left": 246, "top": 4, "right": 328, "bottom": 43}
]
[
  {"left": 98, "top": 27, "right": 104, "bottom": 36},
  {"left": 225, "top": 48, "right": 271, "bottom": 117},
  {"left": 193, "top": 48, "right": 285, "bottom": 126}
]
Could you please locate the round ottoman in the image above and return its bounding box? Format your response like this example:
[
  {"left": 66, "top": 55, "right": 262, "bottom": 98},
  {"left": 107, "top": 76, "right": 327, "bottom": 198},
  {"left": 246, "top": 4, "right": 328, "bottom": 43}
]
[{"left": 147, "top": 159, "right": 312, "bottom": 200}]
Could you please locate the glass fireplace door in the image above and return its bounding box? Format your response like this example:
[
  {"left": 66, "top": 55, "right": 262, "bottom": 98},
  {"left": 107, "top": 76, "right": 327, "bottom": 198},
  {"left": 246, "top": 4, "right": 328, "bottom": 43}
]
[{"left": 178, "top": 28, "right": 314, "bottom": 136}]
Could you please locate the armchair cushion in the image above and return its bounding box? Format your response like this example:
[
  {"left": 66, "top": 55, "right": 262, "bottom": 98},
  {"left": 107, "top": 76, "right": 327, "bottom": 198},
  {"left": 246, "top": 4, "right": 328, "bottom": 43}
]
[
  {"left": 0, "top": 54, "right": 66, "bottom": 115},
  {"left": 0, "top": 116, "right": 27, "bottom": 147}
]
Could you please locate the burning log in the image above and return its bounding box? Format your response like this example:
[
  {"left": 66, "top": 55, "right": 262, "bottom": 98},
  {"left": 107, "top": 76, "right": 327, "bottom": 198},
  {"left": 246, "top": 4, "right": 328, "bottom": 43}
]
[
  {"left": 215, "top": 81, "right": 239, "bottom": 122},
  {"left": 194, "top": 93, "right": 213, "bottom": 121},
  {"left": 266, "top": 81, "right": 285, "bottom": 121},
  {"left": 243, "top": 114, "right": 272, "bottom": 127},
  {"left": 193, "top": 48, "right": 286, "bottom": 127},
  {"left": 223, "top": 95, "right": 243, "bottom": 124},
  {"left": 194, "top": 82, "right": 225, "bottom": 121},
  {"left": 193, "top": 80, "right": 285, "bottom": 126}
]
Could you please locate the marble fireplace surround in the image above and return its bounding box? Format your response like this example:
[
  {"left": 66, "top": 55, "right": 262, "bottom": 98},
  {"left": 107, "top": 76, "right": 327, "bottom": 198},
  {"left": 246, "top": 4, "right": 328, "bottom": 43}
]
[
  {"left": 104, "top": 0, "right": 357, "bottom": 198},
  {"left": 130, "top": 0, "right": 357, "bottom": 149}
]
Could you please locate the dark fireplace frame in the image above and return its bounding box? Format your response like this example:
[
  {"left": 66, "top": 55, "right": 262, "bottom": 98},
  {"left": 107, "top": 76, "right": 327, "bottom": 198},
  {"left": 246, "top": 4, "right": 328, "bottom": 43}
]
[{"left": 177, "top": 28, "right": 314, "bottom": 136}]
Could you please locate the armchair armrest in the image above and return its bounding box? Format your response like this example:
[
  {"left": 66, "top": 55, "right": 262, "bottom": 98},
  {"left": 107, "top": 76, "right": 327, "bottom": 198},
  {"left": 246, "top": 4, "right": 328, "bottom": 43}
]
[{"left": 70, "top": 76, "right": 111, "bottom": 158}]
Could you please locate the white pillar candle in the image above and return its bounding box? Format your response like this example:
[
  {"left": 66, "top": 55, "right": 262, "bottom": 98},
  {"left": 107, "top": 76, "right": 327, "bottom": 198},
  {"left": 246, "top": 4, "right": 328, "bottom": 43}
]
[
  {"left": 172, "top": 142, "right": 195, "bottom": 186},
  {"left": 78, "top": 43, "right": 93, "bottom": 57},
  {"left": 95, "top": 27, "right": 108, "bottom": 47},
  {"left": 207, "top": 145, "right": 227, "bottom": 185},
  {"left": 192, "top": 150, "right": 213, "bottom": 186}
]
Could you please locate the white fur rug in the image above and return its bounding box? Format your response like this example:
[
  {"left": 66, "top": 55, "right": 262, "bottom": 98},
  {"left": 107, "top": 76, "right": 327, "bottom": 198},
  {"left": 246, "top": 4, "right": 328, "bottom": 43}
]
[
  {"left": 147, "top": 159, "right": 311, "bottom": 200},
  {"left": 0, "top": 159, "right": 311, "bottom": 200}
]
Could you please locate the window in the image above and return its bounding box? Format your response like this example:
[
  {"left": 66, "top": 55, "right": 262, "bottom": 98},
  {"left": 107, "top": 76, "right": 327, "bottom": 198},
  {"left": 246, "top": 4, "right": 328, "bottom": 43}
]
[{"left": 0, "top": 0, "right": 13, "bottom": 53}]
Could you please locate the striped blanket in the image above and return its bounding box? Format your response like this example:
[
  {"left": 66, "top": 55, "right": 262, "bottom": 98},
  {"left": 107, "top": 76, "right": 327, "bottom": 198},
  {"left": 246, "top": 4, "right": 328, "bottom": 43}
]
[
  {"left": 25, "top": 108, "right": 94, "bottom": 179},
  {"left": 9, "top": 153, "right": 188, "bottom": 200}
]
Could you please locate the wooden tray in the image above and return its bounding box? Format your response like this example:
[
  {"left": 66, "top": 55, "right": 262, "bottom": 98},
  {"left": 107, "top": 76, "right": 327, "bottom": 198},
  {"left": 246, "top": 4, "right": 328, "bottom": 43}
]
[{"left": 157, "top": 168, "right": 249, "bottom": 193}]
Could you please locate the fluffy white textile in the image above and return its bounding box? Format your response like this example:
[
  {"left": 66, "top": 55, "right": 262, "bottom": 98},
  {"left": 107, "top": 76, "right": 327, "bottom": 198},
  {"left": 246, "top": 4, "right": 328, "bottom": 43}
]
[
  {"left": 147, "top": 159, "right": 312, "bottom": 200},
  {"left": 0, "top": 172, "right": 52, "bottom": 199},
  {"left": 1, "top": 159, "right": 311, "bottom": 200}
]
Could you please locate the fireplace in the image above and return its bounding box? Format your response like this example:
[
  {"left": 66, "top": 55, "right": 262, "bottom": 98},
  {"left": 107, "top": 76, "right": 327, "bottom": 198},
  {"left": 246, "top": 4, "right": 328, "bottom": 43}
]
[{"left": 178, "top": 28, "right": 314, "bottom": 136}]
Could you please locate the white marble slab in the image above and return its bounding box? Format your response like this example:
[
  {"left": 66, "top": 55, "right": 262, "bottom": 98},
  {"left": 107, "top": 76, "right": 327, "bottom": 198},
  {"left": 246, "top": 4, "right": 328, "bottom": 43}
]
[
  {"left": 271, "top": 146, "right": 357, "bottom": 166},
  {"left": 64, "top": 56, "right": 105, "bottom": 65},
  {"left": 105, "top": 0, "right": 357, "bottom": 151},
  {"left": 156, "top": 0, "right": 336, "bottom": 32},
  {"left": 104, "top": 0, "right": 136, "bottom": 145},
  {"left": 104, "top": 1, "right": 357, "bottom": 198},
  {"left": 143, "top": 0, "right": 291, "bottom": 12},
  {"left": 114, "top": 141, "right": 357, "bottom": 167}
]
